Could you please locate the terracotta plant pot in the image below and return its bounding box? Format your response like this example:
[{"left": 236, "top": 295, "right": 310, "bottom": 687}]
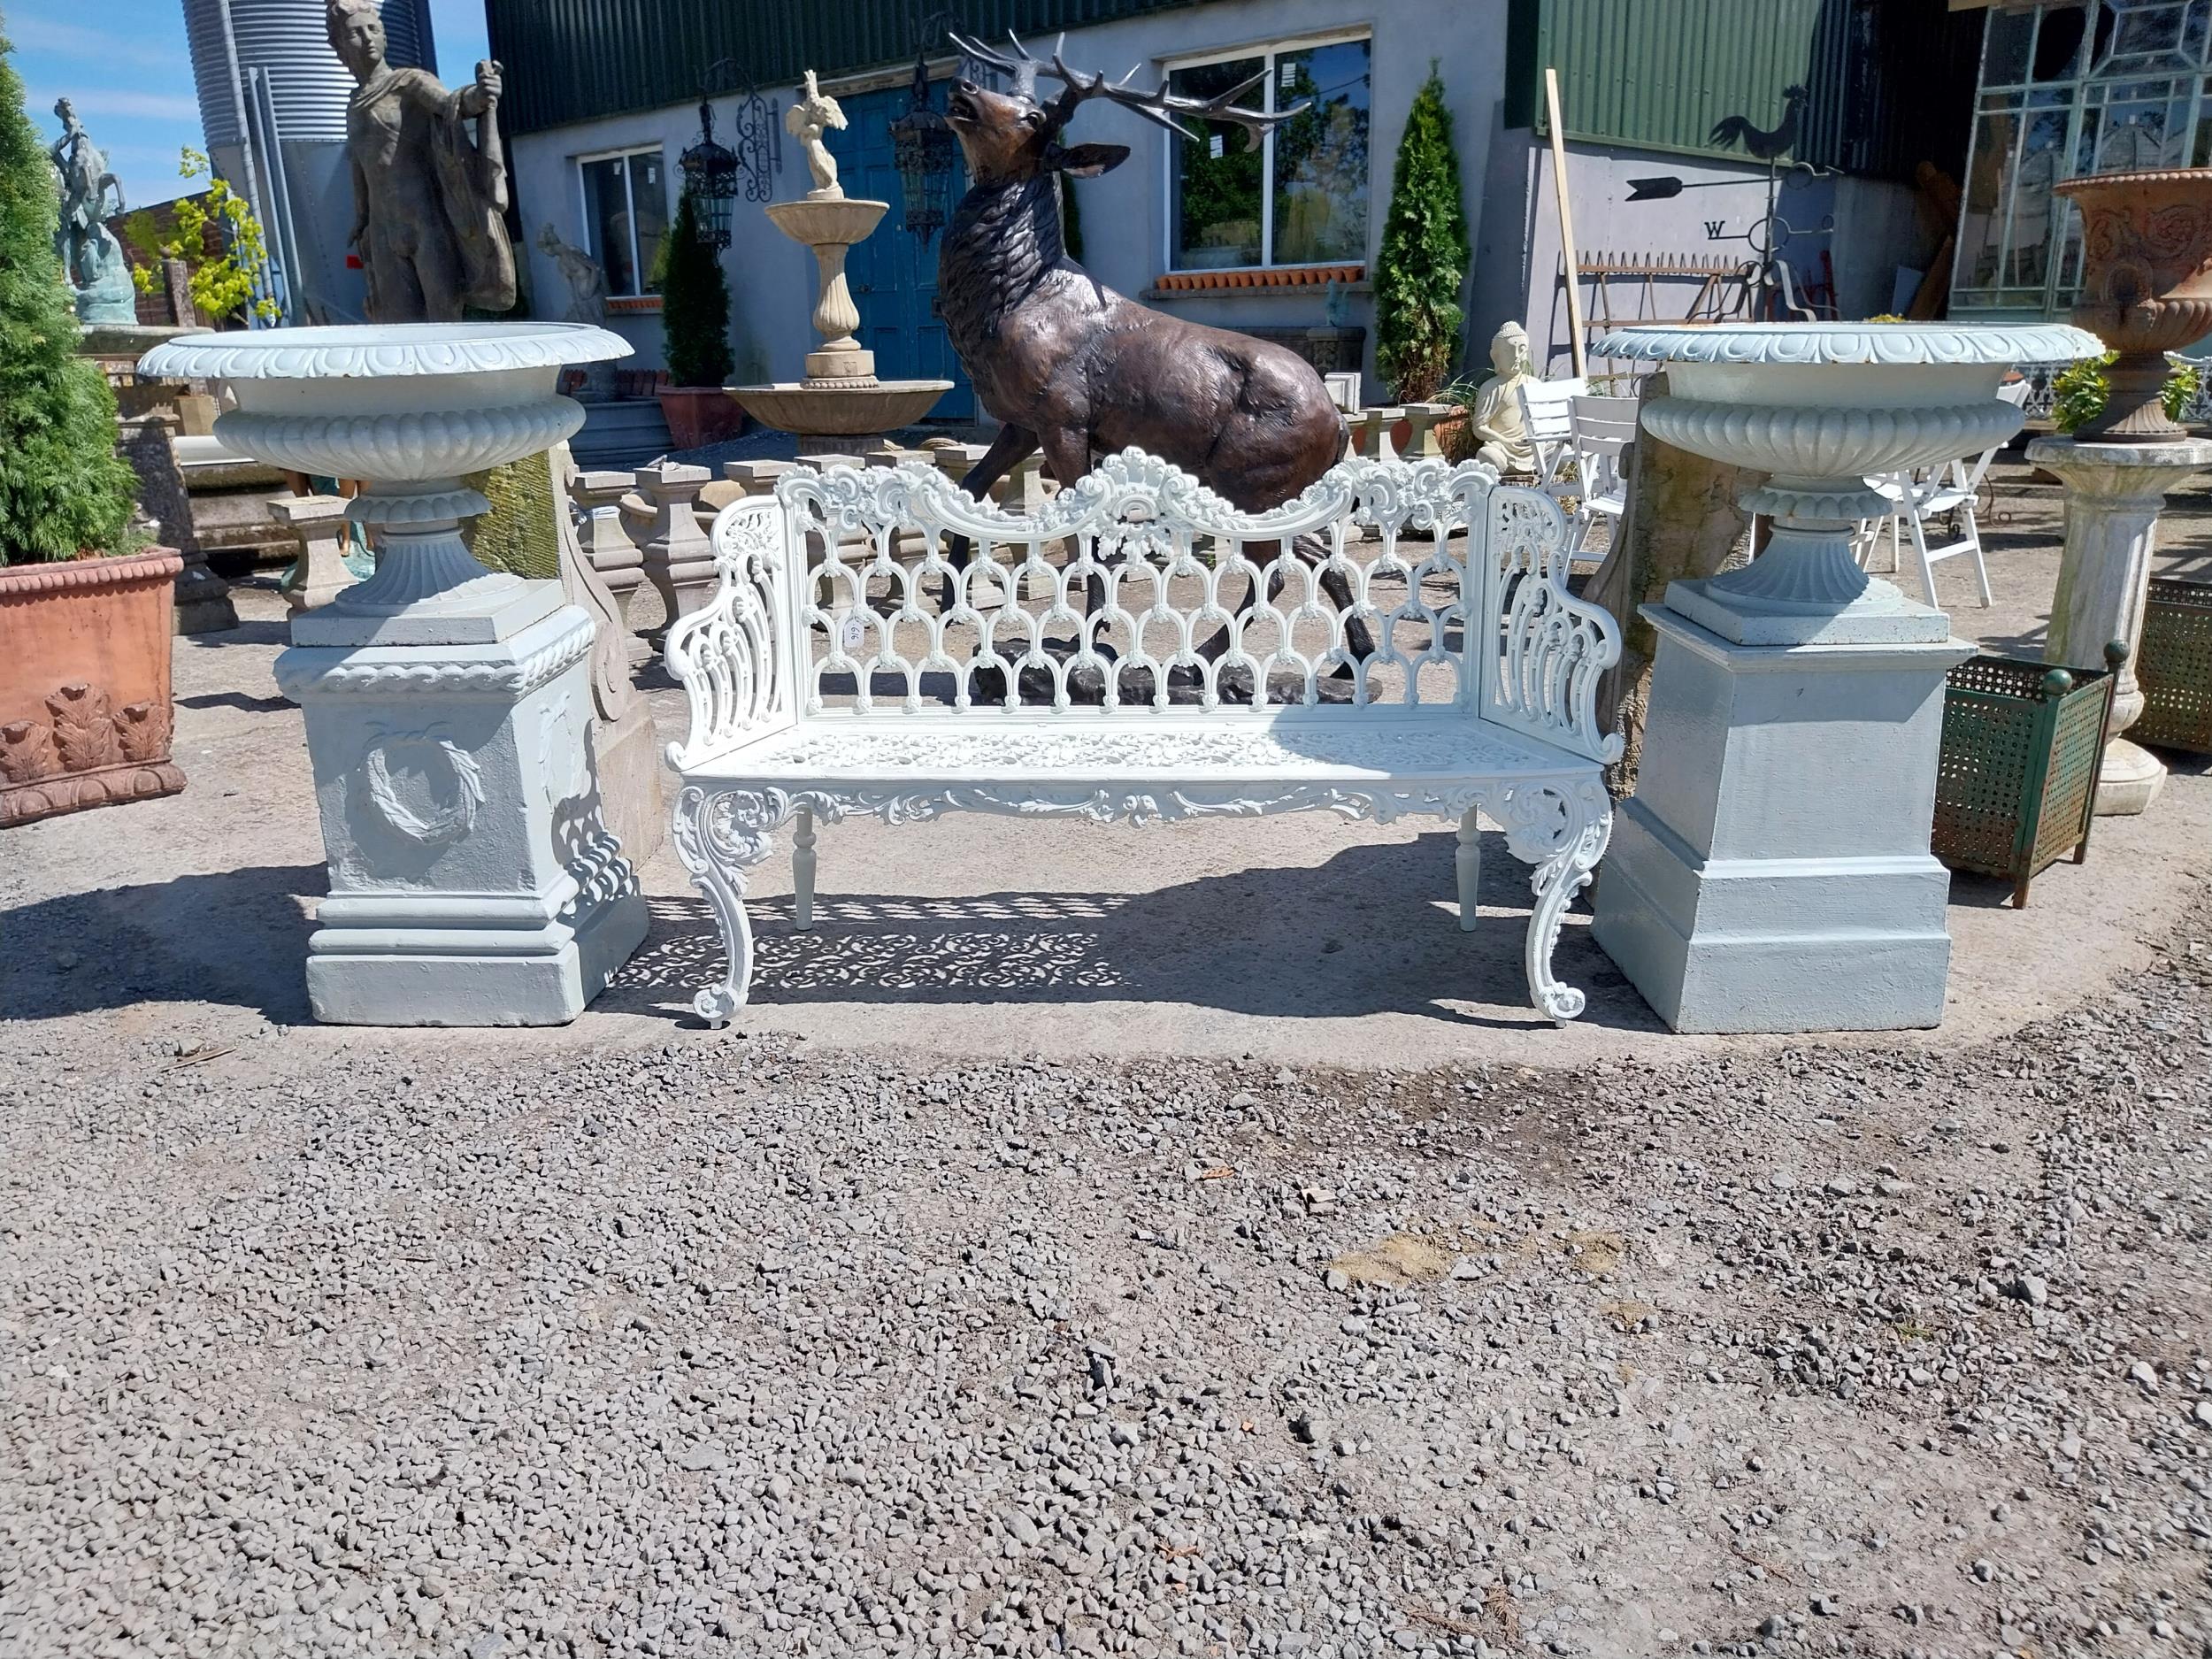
[
  {"left": 0, "top": 548, "right": 186, "bottom": 827},
  {"left": 2056, "top": 167, "right": 2212, "bottom": 442},
  {"left": 657, "top": 385, "right": 749, "bottom": 451}
]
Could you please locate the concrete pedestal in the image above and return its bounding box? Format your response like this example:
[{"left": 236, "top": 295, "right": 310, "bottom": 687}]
[
  {"left": 635, "top": 461, "right": 718, "bottom": 629},
  {"left": 274, "top": 580, "right": 647, "bottom": 1025},
  {"left": 273, "top": 495, "right": 357, "bottom": 612},
  {"left": 1593, "top": 602, "right": 1973, "bottom": 1033},
  {"left": 2025, "top": 435, "right": 2212, "bottom": 817}
]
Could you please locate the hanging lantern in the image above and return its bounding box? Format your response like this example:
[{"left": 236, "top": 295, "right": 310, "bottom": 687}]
[
  {"left": 679, "top": 96, "right": 741, "bottom": 250},
  {"left": 888, "top": 57, "right": 958, "bottom": 244}
]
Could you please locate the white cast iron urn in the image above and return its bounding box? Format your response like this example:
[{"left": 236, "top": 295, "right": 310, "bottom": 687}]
[
  {"left": 1596, "top": 322, "right": 2105, "bottom": 643},
  {"left": 139, "top": 322, "right": 632, "bottom": 644}
]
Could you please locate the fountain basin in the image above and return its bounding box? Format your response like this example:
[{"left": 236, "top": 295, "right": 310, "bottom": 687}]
[
  {"left": 765, "top": 197, "right": 888, "bottom": 247},
  {"left": 728, "top": 380, "right": 952, "bottom": 440}
]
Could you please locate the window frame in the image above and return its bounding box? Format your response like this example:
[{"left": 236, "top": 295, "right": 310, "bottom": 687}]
[
  {"left": 1954, "top": 0, "right": 2212, "bottom": 319},
  {"left": 1158, "top": 28, "right": 1373, "bottom": 274},
  {"left": 574, "top": 142, "right": 670, "bottom": 300}
]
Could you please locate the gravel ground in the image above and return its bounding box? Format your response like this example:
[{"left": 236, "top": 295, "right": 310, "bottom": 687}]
[{"left": 4, "top": 885, "right": 2209, "bottom": 1659}]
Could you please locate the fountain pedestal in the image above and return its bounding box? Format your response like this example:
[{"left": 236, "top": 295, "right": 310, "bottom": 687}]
[
  {"left": 141, "top": 323, "right": 646, "bottom": 1026},
  {"left": 1586, "top": 321, "right": 2101, "bottom": 1033},
  {"left": 2026, "top": 435, "right": 2212, "bottom": 816}
]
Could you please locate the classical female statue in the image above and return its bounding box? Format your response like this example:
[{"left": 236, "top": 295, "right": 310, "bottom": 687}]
[
  {"left": 327, "top": 0, "right": 515, "bottom": 322},
  {"left": 536, "top": 222, "right": 607, "bottom": 324},
  {"left": 1470, "top": 321, "right": 1540, "bottom": 478}
]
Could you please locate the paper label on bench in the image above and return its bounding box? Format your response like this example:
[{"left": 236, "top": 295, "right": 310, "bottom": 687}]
[{"left": 840, "top": 611, "right": 867, "bottom": 651}]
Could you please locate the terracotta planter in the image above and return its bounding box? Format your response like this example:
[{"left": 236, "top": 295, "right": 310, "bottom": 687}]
[
  {"left": 0, "top": 549, "right": 186, "bottom": 827},
  {"left": 2056, "top": 167, "right": 2212, "bottom": 442},
  {"left": 656, "top": 385, "right": 749, "bottom": 451}
]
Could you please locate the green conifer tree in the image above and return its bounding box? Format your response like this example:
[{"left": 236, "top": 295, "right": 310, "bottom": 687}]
[
  {"left": 1374, "top": 65, "right": 1471, "bottom": 403},
  {"left": 0, "top": 27, "right": 137, "bottom": 564},
  {"left": 660, "top": 191, "right": 733, "bottom": 388}
]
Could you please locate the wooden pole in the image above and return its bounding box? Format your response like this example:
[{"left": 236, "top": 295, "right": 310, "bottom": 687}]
[{"left": 1544, "top": 65, "right": 1589, "bottom": 380}]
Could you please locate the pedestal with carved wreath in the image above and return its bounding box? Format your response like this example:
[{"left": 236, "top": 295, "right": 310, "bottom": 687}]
[
  {"left": 141, "top": 324, "right": 646, "bottom": 1025},
  {"left": 1588, "top": 322, "right": 2103, "bottom": 1033}
]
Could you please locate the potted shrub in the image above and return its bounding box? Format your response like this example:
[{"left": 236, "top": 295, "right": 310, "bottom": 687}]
[
  {"left": 0, "top": 30, "right": 183, "bottom": 827},
  {"left": 1375, "top": 65, "right": 1471, "bottom": 408},
  {"left": 656, "top": 189, "right": 745, "bottom": 450}
]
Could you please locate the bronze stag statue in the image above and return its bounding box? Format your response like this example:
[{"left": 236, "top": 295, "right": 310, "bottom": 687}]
[{"left": 938, "top": 35, "right": 1371, "bottom": 661}]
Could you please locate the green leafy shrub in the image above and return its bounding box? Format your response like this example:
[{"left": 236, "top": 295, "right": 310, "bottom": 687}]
[
  {"left": 127, "top": 149, "right": 279, "bottom": 325},
  {"left": 2052, "top": 349, "right": 2201, "bottom": 434},
  {"left": 661, "top": 191, "right": 733, "bottom": 389},
  {"left": 0, "top": 29, "right": 137, "bottom": 564},
  {"left": 1374, "top": 64, "right": 1470, "bottom": 403}
]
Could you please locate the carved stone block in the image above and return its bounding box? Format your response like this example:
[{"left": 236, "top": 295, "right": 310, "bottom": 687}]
[
  {"left": 634, "top": 460, "right": 718, "bottom": 630},
  {"left": 273, "top": 494, "right": 357, "bottom": 613}
]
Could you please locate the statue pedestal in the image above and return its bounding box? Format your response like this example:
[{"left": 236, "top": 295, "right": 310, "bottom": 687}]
[
  {"left": 1593, "top": 602, "right": 1971, "bottom": 1032},
  {"left": 143, "top": 322, "right": 645, "bottom": 1026},
  {"left": 2025, "top": 435, "right": 2212, "bottom": 816}
]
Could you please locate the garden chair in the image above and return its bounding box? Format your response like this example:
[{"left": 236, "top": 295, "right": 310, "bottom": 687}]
[
  {"left": 1517, "top": 376, "right": 1589, "bottom": 503},
  {"left": 1855, "top": 377, "right": 2032, "bottom": 610},
  {"left": 1564, "top": 393, "right": 1636, "bottom": 559}
]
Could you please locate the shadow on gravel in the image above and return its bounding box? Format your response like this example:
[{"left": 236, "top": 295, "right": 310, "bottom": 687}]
[
  {"left": 2, "top": 863, "right": 322, "bottom": 1025},
  {"left": 609, "top": 828, "right": 1658, "bottom": 1032}
]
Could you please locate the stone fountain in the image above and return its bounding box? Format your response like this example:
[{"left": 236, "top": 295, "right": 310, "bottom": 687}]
[{"left": 726, "top": 72, "right": 949, "bottom": 450}]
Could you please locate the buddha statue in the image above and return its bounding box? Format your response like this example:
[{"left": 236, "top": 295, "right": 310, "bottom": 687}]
[{"left": 1470, "top": 321, "right": 1539, "bottom": 478}]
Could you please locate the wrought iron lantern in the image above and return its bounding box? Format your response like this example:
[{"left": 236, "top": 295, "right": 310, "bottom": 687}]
[
  {"left": 888, "top": 55, "right": 959, "bottom": 243},
  {"left": 679, "top": 96, "right": 741, "bottom": 250}
]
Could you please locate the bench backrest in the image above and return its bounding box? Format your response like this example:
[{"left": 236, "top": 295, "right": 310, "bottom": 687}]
[{"left": 668, "top": 449, "right": 1621, "bottom": 769}]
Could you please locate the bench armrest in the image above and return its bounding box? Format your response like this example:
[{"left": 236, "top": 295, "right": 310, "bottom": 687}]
[
  {"left": 664, "top": 495, "right": 795, "bottom": 771},
  {"left": 1480, "top": 486, "right": 1624, "bottom": 765}
]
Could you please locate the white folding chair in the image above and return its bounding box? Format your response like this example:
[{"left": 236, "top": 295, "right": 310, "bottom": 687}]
[
  {"left": 1855, "top": 377, "right": 2030, "bottom": 609},
  {"left": 1517, "top": 376, "right": 1588, "bottom": 502},
  {"left": 1564, "top": 393, "right": 1635, "bottom": 559}
]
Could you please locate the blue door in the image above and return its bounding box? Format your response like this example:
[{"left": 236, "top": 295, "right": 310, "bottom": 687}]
[{"left": 824, "top": 83, "right": 976, "bottom": 422}]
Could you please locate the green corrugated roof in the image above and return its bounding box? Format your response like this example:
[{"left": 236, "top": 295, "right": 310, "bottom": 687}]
[{"left": 488, "top": 0, "right": 1210, "bottom": 136}]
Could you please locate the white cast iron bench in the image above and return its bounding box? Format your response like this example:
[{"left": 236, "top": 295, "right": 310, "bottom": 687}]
[{"left": 664, "top": 450, "right": 1622, "bottom": 1024}]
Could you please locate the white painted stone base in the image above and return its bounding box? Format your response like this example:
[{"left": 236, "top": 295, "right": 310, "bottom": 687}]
[
  {"left": 1592, "top": 603, "right": 1972, "bottom": 1033},
  {"left": 275, "top": 588, "right": 648, "bottom": 1027}
]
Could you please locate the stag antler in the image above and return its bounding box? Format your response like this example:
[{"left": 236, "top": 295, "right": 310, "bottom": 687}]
[{"left": 949, "top": 30, "right": 1307, "bottom": 151}]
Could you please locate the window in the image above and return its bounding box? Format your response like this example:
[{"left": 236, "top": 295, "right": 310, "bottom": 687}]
[
  {"left": 1167, "top": 35, "right": 1370, "bottom": 271},
  {"left": 578, "top": 147, "right": 669, "bottom": 298},
  {"left": 1955, "top": 0, "right": 2212, "bottom": 319}
]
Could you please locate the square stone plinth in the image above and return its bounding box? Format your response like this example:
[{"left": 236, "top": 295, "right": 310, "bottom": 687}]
[{"left": 1593, "top": 603, "right": 1974, "bottom": 1033}]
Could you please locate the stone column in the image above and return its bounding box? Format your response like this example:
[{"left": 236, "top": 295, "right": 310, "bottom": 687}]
[
  {"left": 572, "top": 470, "right": 649, "bottom": 666},
  {"left": 726, "top": 458, "right": 796, "bottom": 498},
  {"left": 272, "top": 495, "right": 357, "bottom": 612},
  {"left": 634, "top": 460, "right": 718, "bottom": 628},
  {"left": 2024, "top": 435, "right": 2212, "bottom": 816},
  {"left": 1357, "top": 407, "right": 1403, "bottom": 461},
  {"left": 113, "top": 410, "right": 237, "bottom": 634},
  {"left": 1398, "top": 401, "right": 1455, "bottom": 460}
]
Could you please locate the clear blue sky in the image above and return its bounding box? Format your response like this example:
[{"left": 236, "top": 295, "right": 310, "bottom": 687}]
[{"left": 9, "top": 0, "right": 493, "bottom": 210}]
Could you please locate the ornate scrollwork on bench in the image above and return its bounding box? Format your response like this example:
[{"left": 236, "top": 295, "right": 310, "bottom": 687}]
[{"left": 664, "top": 450, "right": 1623, "bottom": 1025}]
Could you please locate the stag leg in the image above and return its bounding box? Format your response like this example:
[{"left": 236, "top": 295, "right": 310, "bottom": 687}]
[{"left": 941, "top": 424, "right": 1041, "bottom": 610}]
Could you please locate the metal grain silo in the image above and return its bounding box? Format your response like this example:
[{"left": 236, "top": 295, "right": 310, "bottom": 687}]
[{"left": 181, "top": 0, "right": 437, "bottom": 320}]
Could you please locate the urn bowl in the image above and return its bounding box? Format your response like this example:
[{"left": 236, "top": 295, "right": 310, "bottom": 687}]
[{"left": 2055, "top": 167, "right": 2212, "bottom": 441}]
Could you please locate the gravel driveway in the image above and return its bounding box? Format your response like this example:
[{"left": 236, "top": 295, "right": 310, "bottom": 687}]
[{"left": 4, "top": 887, "right": 2208, "bottom": 1659}]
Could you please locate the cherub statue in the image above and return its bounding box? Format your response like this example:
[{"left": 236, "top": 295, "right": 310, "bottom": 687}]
[
  {"left": 327, "top": 0, "right": 515, "bottom": 321},
  {"left": 536, "top": 222, "right": 606, "bottom": 324},
  {"left": 785, "top": 70, "right": 847, "bottom": 199},
  {"left": 1470, "top": 321, "right": 1540, "bottom": 478}
]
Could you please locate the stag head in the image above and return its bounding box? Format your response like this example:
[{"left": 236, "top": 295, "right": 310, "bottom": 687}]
[{"left": 944, "top": 31, "right": 1305, "bottom": 184}]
